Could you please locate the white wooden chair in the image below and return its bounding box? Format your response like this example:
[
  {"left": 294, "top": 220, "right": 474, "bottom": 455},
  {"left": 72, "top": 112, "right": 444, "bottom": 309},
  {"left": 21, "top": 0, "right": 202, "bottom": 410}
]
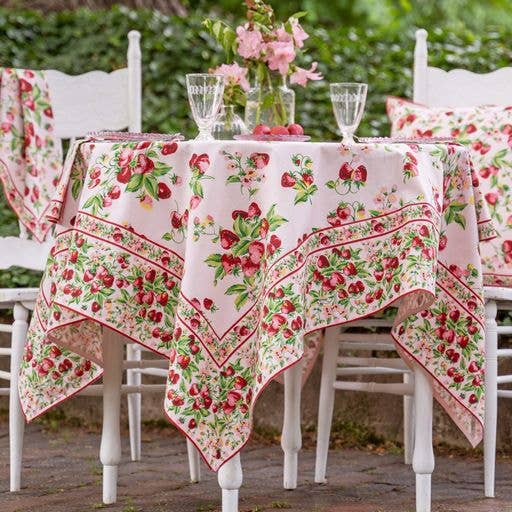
[
  {"left": 413, "top": 28, "right": 512, "bottom": 499},
  {"left": 0, "top": 30, "right": 200, "bottom": 501}
]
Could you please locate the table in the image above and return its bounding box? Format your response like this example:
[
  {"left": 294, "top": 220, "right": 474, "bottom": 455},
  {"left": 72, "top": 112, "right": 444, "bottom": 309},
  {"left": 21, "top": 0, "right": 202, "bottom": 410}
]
[{"left": 18, "top": 139, "right": 493, "bottom": 499}]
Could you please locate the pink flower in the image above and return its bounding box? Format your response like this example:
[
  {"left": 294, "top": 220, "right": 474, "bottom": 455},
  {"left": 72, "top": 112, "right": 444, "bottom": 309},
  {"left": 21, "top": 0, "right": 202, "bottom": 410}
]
[
  {"left": 266, "top": 41, "right": 296, "bottom": 76},
  {"left": 276, "top": 27, "right": 292, "bottom": 43},
  {"left": 290, "top": 62, "right": 323, "bottom": 87},
  {"left": 236, "top": 24, "right": 264, "bottom": 60},
  {"left": 213, "top": 63, "right": 250, "bottom": 92},
  {"left": 290, "top": 19, "right": 309, "bottom": 48}
]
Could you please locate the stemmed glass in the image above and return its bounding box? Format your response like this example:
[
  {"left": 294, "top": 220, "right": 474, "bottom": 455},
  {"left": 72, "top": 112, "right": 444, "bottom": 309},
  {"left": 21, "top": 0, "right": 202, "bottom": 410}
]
[
  {"left": 330, "top": 83, "right": 368, "bottom": 144},
  {"left": 186, "top": 74, "right": 225, "bottom": 140}
]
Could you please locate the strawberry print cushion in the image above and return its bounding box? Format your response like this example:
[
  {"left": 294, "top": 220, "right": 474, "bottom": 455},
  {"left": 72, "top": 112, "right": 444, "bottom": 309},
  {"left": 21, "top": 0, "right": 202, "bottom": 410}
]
[{"left": 387, "top": 96, "right": 512, "bottom": 287}]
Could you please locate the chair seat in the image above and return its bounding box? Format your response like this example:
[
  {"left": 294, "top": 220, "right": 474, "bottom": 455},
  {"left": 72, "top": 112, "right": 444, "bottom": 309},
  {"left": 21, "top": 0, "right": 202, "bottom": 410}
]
[
  {"left": 0, "top": 287, "right": 39, "bottom": 304},
  {"left": 484, "top": 286, "right": 512, "bottom": 303}
]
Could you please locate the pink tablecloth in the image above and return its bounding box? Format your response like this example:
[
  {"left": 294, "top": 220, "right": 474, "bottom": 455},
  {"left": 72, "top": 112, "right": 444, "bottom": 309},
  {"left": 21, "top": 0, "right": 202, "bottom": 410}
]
[{"left": 19, "top": 139, "right": 494, "bottom": 469}]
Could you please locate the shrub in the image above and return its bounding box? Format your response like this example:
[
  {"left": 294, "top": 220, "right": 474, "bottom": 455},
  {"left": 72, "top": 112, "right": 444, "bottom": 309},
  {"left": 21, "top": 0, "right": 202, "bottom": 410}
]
[{"left": 0, "top": 6, "right": 511, "bottom": 286}]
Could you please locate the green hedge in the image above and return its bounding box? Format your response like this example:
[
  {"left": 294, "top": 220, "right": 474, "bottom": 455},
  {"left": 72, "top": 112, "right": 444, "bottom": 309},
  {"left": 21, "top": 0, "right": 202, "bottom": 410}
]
[{"left": 0, "top": 6, "right": 511, "bottom": 286}]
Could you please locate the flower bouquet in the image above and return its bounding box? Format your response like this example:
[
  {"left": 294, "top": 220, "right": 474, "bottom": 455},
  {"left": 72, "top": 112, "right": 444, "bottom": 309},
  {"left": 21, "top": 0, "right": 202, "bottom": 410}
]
[{"left": 204, "top": 0, "right": 322, "bottom": 132}]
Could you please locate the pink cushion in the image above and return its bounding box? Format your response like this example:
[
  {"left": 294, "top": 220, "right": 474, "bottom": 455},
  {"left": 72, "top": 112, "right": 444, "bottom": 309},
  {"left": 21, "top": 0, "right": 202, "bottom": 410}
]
[{"left": 387, "top": 96, "right": 512, "bottom": 287}]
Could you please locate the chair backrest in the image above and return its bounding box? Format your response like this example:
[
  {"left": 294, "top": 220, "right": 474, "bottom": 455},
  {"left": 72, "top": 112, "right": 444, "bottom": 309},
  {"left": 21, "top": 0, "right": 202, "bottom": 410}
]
[
  {"left": 0, "top": 30, "right": 142, "bottom": 271},
  {"left": 413, "top": 29, "right": 512, "bottom": 107}
]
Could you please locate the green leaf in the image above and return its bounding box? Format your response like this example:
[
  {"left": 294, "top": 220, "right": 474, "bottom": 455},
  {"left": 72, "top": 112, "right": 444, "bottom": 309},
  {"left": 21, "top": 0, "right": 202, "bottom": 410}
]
[
  {"left": 205, "top": 253, "right": 222, "bottom": 266},
  {"left": 234, "top": 291, "right": 250, "bottom": 310},
  {"left": 226, "top": 284, "right": 247, "bottom": 295},
  {"left": 144, "top": 174, "right": 158, "bottom": 199},
  {"left": 326, "top": 180, "right": 337, "bottom": 189},
  {"left": 126, "top": 173, "right": 144, "bottom": 192}
]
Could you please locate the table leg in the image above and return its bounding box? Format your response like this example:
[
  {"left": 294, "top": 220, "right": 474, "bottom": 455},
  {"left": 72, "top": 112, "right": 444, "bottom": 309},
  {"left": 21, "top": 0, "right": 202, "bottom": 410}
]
[
  {"left": 187, "top": 438, "right": 201, "bottom": 483},
  {"left": 218, "top": 453, "right": 242, "bottom": 512},
  {"left": 126, "top": 343, "right": 141, "bottom": 462},
  {"left": 281, "top": 360, "right": 303, "bottom": 490},
  {"left": 412, "top": 366, "right": 434, "bottom": 512},
  {"left": 100, "top": 328, "right": 124, "bottom": 504}
]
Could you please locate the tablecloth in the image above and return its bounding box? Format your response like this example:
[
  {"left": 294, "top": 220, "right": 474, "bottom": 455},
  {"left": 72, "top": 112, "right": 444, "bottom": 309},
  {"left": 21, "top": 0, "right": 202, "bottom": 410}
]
[
  {"left": 0, "top": 67, "right": 62, "bottom": 241},
  {"left": 19, "top": 139, "right": 494, "bottom": 469}
]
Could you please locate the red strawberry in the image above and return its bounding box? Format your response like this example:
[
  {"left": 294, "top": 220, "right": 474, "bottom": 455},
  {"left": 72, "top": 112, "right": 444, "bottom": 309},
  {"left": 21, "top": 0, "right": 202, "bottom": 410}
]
[
  {"left": 49, "top": 345, "right": 61, "bottom": 358},
  {"left": 281, "top": 300, "right": 296, "bottom": 314},
  {"left": 91, "top": 301, "right": 101, "bottom": 313},
  {"left": 339, "top": 162, "right": 353, "bottom": 180},
  {"left": 157, "top": 182, "right": 172, "bottom": 199},
  {"left": 134, "top": 154, "right": 155, "bottom": 174},
  {"left": 469, "top": 394, "right": 478, "bottom": 404},
  {"left": 117, "top": 167, "right": 132, "bottom": 184},
  {"left": 203, "top": 298, "right": 213, "bottom": 310},
  {"left": 270, "top": 235, "right": 281, "bottom": 248},
  {"left": 221, "top": 254, "right": 240, "bottom": 274},
  {"left": 281, "top": 172, "right": 296, "bottom": 187},
  {"left": 145, "top": 269, "right": 156, "bottom": 282},
  {"left": 457, "top": 336, "right": 469, "bottom": 348},
  {"left": 353, "top": 165, "right": 367, "bottom": 183},
  {"left": 220, "top": 229, "right": 240, "bottom": 250},
  {"left": 247, "top": 202, "right": 262, "bottom": 218},
  {"left": 162, "top": 142, "right": 178, "bottom": 155},
  {"left": 188, "top": 419, "right": 197, "bottom": 429},
  {"left": 317, "top": 255, "right": 329, "bottom": 268},
  {"left": 248, "top": 240, "right": 265, "bottom": 264},
  {"left": 177, "top": 354, "right": 190, "bottom": 369},
  {"left": 468, "top": 361, "right": 480, "bottom": 373},
  {"left": 157, "top": 292, "right": 169, "bottom": 306},
  {"left": 234, "top": 376, "right": 247, "bottom": 390}
]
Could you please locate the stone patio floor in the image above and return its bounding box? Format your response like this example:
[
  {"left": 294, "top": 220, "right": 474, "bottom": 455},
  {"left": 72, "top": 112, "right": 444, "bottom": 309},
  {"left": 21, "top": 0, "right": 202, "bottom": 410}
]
[{"left": 1, "top": 422, "right": 512, "bottom": 512}]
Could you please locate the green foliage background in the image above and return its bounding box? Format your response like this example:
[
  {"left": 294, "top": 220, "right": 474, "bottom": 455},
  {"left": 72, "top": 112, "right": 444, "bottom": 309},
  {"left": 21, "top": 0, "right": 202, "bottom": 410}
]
[{"left": 0, "top": 3, "right": 511, "bottom": 286}]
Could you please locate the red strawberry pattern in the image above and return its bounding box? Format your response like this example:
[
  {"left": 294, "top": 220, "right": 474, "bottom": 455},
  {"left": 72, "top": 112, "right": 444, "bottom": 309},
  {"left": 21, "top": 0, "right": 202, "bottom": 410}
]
[
  {"left": 387, "top": 96, "right": 509, "bottom": 285},
  {"left": 0, "top": 68, "right": 62, "bottom": 241},
  {"left": 20, "top": 140, "right": 494, "bottom": 470}
]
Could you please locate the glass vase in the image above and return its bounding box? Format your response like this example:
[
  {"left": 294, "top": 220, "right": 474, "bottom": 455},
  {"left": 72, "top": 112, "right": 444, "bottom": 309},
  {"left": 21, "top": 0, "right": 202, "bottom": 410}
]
[
  {"left": 244, "top": 78, "right": 295, "bottom": 131},
  {"left": 212, "top": 105, "right": 247, "bottom": 140}
]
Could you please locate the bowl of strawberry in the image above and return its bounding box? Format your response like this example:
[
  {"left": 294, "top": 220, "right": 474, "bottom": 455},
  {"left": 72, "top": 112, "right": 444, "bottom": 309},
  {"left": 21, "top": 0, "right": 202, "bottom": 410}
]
[{"left": 234, "top": 124, "right": 310, "bottom": 141}]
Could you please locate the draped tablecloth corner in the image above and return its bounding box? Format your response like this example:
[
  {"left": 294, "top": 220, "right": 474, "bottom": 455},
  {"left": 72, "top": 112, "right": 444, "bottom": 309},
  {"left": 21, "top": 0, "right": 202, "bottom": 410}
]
[
  {"left": 0, "top": 67, "right": 62, "bottom": 241},
  {"left": 19, "top": 139, "right": 494, "bottom": 469}
]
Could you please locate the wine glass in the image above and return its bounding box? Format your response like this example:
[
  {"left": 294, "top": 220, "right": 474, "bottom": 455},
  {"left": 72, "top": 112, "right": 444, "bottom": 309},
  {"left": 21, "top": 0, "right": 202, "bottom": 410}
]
[
  {"left": 186, "top": 74, "right": 225, "bottom": 140},
  {"left": 330, "top": 83, "right": 368, "bottom": 144}
]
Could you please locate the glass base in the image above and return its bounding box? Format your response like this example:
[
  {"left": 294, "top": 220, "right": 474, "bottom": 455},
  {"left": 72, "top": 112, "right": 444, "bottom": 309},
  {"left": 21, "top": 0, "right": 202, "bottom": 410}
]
[{"left": 195, "top": 130, "right": 214, "bottom": 141}]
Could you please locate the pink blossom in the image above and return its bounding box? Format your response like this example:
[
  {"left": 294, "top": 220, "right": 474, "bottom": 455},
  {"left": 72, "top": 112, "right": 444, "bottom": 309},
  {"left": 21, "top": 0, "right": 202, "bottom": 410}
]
[
  {"left": 276, "top": 26, "right": 292, "bottom": 43},
  {"left": 236, "top": 24, "right": 264, "bottom": 60},
  {"left": 266, "top": 41, "right": 296, "bottom": 76},
  {"left": 290, "top": 19, "right": 309, "bottom": 48},
  {"left": 290, "top": 62, "right": 323, "bottom": 87},
  {"left": 213, "top": 63, "right": 250, "bottom": 92}
]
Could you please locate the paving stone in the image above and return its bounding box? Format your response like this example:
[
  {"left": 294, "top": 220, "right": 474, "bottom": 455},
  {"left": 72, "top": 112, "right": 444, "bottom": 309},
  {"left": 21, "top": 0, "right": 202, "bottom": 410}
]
[{"left": 0, "top": 422, "right": 511, "bottom": 512}]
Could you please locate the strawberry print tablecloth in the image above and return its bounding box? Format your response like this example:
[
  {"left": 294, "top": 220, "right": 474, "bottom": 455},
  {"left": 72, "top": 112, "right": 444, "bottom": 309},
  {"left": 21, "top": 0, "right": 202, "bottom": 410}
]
[
  {"left": 0, "top": 68, "right": 62, "bottom": 241},
  {"left": 19, "top": 139, "right": 494, "bottom": 469}
]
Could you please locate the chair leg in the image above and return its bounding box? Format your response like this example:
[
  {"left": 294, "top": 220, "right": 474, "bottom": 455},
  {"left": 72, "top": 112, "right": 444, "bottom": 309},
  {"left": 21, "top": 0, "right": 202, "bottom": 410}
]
[
  {"left": 412, "top": 367, "right": 434, "bottom": 512},
  {"left": 281, "top": 358, "right": 303, "bottom": 489},
  {"left": 314, "top": 328, "right": 339, "bottom": 483},
  {"left": 187, "top": 438, "right": 201, "bottom": 483},
  {"left": 100, "top": 328, "right": 124, "bottom": 504},
  {"left": 126, "top": 343, "right": 141, "bottom": 462},
  {"left": 9, "top": 303, "right": 28, "bottom": 492},
  {"left": 484, "top": 299, "right": 498, "bottom": 498},
  {"left": 218, "top": 453, "right": 242, "bottom": 512},
  {"left": 403, "top": 371, "right": 415, "bottom": 465}
]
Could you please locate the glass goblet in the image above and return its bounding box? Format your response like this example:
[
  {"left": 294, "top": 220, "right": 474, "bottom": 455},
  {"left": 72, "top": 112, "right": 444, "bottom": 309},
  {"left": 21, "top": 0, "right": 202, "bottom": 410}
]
[
  {"left": 330, "top": 82, "right": 368, "bottom": 144},
  {"left": 186, "top": 73, "right": 225, "bottom": 141}
]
